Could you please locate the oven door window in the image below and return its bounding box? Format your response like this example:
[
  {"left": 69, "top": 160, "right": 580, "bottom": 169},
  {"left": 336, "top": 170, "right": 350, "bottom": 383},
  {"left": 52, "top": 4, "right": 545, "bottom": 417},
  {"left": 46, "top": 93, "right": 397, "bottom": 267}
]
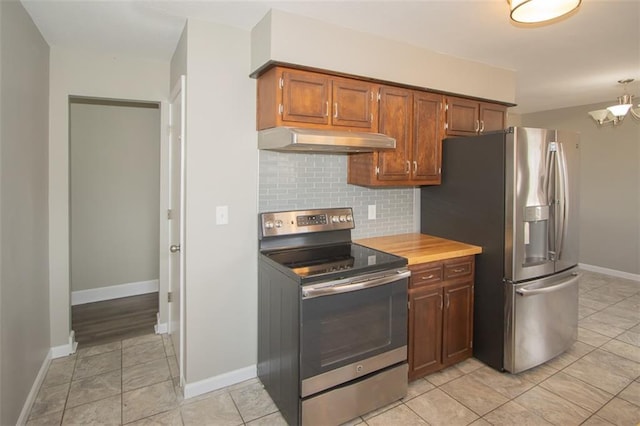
[{"left": 300, "top": 279, "right": 407, "bottom": 380}]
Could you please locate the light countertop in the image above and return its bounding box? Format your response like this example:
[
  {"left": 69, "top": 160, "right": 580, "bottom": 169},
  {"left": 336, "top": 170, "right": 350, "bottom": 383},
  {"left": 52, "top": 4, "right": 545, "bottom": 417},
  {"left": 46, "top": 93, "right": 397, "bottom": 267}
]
[{"left": 355, "top": 233, "right": 482, "bottom": 265}]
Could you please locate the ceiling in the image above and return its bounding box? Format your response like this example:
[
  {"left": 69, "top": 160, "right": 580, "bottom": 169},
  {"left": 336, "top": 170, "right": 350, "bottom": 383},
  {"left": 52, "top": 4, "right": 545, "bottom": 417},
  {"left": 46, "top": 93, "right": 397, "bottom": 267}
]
[{"left": 20, "top": 0, "right": 640, "bottom": 114}]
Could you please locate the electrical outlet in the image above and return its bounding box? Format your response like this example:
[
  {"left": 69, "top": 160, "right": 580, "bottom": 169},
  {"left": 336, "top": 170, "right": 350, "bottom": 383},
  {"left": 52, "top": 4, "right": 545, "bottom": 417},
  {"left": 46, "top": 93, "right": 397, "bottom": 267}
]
[
  {"left": 216, "top": 205, "right": 228, "bottom": 225},
  {"left": 368, "top": 204, "right": 376, "bottom": 220}
]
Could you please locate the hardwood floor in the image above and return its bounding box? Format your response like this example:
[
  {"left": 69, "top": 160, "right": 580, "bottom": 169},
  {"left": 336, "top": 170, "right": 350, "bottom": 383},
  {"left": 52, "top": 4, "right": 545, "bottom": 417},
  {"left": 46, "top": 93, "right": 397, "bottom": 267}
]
[{"left": 72, "top": 292, "right": 159, "bottom": 347}]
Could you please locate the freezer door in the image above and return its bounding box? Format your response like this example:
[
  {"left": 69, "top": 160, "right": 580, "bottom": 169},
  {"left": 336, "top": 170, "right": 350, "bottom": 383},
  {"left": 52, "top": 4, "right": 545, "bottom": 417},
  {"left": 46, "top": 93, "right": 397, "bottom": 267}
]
[
  {"left": 506, "top": 127, "right": 557, "bottom": 281},
  {"left": 503, "top": 270, "right": 579, "bottom": 373},
  {"left": 554, "top": 132, "right": 580, "bottom": 273}
]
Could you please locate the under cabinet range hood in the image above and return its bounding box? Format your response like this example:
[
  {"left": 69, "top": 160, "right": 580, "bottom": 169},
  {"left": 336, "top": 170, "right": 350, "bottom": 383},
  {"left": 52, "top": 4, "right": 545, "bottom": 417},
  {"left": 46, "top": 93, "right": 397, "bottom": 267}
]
[{"left": 258, "top": 127, "right": 396, "bottom": 153}]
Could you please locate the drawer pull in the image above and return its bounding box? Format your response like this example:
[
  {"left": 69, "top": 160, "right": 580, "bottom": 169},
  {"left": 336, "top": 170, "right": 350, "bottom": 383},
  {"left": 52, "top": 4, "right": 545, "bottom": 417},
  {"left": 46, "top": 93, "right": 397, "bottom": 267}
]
[
  {"left": 421, "top": 274, "right": 435, "bottom": 280},
  {"left": 452, "top": 268, "right": 465, "bottom": 273}
]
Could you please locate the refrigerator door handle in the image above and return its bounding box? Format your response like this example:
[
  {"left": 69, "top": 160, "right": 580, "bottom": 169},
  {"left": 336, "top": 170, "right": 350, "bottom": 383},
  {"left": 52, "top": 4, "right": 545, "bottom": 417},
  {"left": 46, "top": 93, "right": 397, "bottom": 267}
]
[
  {"left": 516, "top": 273, "right": 579, "bottom": 297},
  {"left": 555, "top": 145, "right": 569, "bottom": 260},
  {"left": 544, "top": 147, "right": 556, "bottom": 258}
]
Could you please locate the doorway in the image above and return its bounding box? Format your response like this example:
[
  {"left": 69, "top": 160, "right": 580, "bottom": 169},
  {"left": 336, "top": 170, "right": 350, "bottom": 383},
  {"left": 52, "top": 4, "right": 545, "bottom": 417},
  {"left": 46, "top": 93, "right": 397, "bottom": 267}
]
[{"left": 69, "top": 97, "right": 161, "bottom": 346}]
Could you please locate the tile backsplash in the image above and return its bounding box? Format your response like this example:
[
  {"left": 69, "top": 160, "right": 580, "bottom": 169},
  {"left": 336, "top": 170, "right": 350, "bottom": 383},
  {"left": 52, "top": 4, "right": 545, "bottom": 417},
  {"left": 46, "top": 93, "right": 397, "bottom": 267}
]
[{"left": 258, "top": 151, "right": 416, "bottom": 239}]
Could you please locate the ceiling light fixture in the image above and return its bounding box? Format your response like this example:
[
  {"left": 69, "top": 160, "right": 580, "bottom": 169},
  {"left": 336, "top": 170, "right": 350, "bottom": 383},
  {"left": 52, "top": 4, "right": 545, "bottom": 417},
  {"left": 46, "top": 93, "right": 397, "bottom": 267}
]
[
  {"left": 508, "top": 0, "right": 582, "bottom": 24},
  {"left": 588, "top": 79, "right": 640, "bottom": 126}
]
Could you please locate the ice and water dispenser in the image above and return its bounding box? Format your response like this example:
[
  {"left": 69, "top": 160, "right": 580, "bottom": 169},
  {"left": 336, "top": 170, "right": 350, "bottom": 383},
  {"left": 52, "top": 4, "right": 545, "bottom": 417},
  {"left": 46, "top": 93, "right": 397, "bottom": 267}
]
[{"left": 523, "top": 205, "right": 550, "bottom": 265}]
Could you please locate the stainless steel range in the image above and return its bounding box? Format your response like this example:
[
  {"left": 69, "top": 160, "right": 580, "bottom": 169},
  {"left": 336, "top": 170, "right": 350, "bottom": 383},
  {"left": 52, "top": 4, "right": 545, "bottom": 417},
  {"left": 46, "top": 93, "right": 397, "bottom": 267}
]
[{"left": 258, "top": 208, "right": 409, "bottom": 426}]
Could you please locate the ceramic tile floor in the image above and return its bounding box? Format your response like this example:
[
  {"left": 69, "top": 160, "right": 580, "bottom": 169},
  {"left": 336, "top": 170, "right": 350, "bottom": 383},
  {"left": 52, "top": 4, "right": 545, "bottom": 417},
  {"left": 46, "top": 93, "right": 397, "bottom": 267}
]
[{"left": 27, "top": 269, "right": 639, "bottom": 425}]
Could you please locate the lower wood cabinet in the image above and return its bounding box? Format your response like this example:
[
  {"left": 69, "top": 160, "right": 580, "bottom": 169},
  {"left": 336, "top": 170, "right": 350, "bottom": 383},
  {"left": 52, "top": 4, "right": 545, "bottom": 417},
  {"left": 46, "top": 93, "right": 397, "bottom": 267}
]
[{"left": 408, "top": 256, "right": 474, "bottom": 380}]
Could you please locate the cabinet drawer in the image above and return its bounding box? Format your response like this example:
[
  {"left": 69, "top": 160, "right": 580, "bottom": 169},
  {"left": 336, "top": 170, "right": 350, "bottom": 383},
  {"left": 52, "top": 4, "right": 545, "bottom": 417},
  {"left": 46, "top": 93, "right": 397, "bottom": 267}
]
[
  {"left": 410, "top": 264, "right": 443, "bottom": 288},
  {"left": 444, "top": 258, "right": 473, "bottom": 280}
]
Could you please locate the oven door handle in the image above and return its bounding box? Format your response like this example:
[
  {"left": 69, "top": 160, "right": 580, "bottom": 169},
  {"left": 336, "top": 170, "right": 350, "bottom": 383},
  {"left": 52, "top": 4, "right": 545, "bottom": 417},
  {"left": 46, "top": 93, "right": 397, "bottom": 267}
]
[{"left": 302, "top": 269, "right": 411, "bottom": 299}]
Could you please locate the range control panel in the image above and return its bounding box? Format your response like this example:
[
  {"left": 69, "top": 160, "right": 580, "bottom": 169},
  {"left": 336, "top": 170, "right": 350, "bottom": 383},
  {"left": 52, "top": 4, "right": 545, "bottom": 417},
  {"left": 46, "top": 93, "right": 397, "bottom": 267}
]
[{"left": 260, "top": 208, "right": 354, "bottom": 238}]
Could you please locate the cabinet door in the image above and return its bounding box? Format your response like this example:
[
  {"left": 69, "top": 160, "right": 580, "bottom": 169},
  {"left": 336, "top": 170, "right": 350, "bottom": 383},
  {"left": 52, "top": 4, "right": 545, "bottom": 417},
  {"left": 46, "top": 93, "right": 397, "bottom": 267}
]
[
  {"left": 413, "top": 92, "right": 444, "bottom": 183},
  {"left": 480, "top": 102, "right": 507, "bottom": 133},
  {"left": 408, "top": 286, "right": 443, "bottom": 380},
  {"left": 377, "top": 86, "right": 413, "bottom": 181},
  {"left": 281, "top": 70, "right": 330, "bottom": 126},
  {"left": 446, "top": 96, "right": 480, "bottom": 137},
  {"left": 442, "top": 282, "right": 474, "bottom": 367},
  {"left": 332, "top": 78, "right": 378, "bottom": 131}
]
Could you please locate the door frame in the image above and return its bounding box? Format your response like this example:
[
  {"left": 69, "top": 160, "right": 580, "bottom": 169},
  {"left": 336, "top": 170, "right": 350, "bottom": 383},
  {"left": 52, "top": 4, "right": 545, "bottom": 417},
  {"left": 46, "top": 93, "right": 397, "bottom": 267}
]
[
  {"left": 68, "top": 95, "right": 164, "bottom": 340},
  {"left": 168, "top": 75, "right": 186, "bottom": 385}
]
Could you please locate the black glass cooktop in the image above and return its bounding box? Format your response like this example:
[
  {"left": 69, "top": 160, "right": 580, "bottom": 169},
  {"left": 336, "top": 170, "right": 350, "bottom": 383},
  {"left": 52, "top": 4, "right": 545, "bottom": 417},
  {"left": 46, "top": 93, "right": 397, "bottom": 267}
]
[{"left": 263, "top": 243, "right": 407, "bottom": 282}]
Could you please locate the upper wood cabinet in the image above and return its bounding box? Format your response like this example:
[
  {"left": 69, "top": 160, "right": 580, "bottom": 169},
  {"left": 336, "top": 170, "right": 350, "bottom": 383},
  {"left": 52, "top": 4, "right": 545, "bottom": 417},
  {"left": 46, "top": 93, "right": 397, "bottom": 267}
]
[
  {"left": 445, "top": 96, "right": 507, "bottom": 137},
  {"left": 376, "top": 86, "right": 413, "bottom": 181},
  {"left": 413, "top": 92, "right": 444, "bottom": 182},
  {"left": 348, "top": 88, "right": 444, "bottom": 187},
  {"left": 257, "top": 67, "right": 378, "bottom": 132}
]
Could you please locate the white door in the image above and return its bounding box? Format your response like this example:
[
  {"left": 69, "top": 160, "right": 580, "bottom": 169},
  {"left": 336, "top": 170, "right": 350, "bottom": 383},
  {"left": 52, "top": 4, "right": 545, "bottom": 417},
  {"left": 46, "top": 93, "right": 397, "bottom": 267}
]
[{"left": 169, "top": 75, "right": 186, "bottom": 385}]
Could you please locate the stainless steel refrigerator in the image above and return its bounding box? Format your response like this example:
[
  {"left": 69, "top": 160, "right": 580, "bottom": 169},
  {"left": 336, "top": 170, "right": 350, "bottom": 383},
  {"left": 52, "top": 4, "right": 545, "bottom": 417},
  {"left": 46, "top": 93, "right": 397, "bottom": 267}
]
[{"left": 421, "top": 127, "right": 580, "bottom": 373}]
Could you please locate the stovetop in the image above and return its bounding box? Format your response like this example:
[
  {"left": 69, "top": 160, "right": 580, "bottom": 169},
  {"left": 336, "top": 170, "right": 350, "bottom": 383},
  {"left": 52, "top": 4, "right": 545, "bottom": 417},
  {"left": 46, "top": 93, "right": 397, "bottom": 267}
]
[
  {"left": 259, "top": 208, "right": 407, "bottom": 283},
  {"left": 262, "top": 243, "right": 407, "bottom": 283}
]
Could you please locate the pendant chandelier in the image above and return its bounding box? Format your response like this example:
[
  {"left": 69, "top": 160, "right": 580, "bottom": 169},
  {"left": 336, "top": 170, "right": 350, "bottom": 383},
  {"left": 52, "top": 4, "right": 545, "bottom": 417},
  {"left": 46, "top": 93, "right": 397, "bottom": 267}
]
[{"left": 588, "top": 79, "right": 640, "bottom": 126}]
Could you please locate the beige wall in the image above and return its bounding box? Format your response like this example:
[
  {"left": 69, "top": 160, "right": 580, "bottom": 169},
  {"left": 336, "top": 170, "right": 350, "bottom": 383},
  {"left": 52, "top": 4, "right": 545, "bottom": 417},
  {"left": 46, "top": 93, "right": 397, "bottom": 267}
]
[
  {"left": 173, "top": 19, "right": 258, "bottom": 386},
  {"left": 521, "top": 103, "right": 640, "bottom": 275},
  {"left": 0, "top": 1, "right": 50, "bottom": 424},
  {"left": 251, "top": 9, "right": 516, "bottom": 105},
  {"left": 70, "top": 102, "right": 160, "bottom": 292},
  {"left": 49, "top": 48, "right": 169, "bottom": 347}
]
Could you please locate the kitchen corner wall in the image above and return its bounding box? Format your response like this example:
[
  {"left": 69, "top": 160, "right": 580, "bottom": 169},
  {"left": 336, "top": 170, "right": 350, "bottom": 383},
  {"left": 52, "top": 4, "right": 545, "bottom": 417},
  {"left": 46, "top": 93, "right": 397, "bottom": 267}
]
[{"left": 259, "top": 151, "right": 416, "bottom": 238}]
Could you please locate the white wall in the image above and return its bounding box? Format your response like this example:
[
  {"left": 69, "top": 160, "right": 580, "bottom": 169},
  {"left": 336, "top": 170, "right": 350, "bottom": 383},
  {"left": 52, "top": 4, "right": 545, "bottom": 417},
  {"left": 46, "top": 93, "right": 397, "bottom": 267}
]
[
  {"left": 0, "top": 1, "right": 50, "bottom": 423},
  {"left": 70, "top": 102, "right": 160, "bottom": 293},
  {"left": 521, "top": 103, "right": 640, "bottom": 276},
  {"left": 49, "top": 48, "right": 169, "bottom": 348},
  {"left": 170, "top": 27, "right": 187, "bottom": 90},
  {"left": 174, "top": 19, "right": 258, "bottom": 387},
  {"left": 251, "top": 9, "right": 516, "bottom": 105}
]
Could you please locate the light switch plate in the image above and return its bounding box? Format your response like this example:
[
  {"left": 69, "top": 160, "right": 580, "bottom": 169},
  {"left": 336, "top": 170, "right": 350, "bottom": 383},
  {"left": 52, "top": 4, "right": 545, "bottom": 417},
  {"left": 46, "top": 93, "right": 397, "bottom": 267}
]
[
  {"left": 368, "top": 204, "right": 376, "bottom": 220},
  {"left": 216, "top": 205, "right": 228, "bottom": 225}
]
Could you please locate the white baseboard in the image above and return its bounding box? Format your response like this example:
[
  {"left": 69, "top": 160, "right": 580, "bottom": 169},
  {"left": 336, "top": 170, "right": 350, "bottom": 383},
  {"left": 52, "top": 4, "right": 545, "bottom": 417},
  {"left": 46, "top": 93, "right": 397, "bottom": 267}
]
[
  {"left": 71, "top": 279, "right": 159, "bottom": 305},
  {"left": 16, "top": 349, "right": 52, "bottom": 426},
  {"left": 155, "top": 312, "right": 168, "bottom": 334},
  {"left": 51, "top": 330, "right": 78, "bottom": 359},
  {"left": 183, "top": 365, "right": 257, "bottom": 400},
  {"left": 579, "top": 263, "right": 640, "bottom": 282}
]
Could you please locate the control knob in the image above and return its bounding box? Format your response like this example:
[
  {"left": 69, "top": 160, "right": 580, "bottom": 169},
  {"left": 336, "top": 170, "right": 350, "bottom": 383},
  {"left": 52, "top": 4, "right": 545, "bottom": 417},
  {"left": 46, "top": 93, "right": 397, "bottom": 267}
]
[
  {"left": 275, "top": 220, "right": 283, "bottom": 228},
  {"left": 264, "top": 221, "right": 274, "bottom": 229},
  {"left": 339, "top": 215, "right": 346, "bottom": 222},
  {"left": 346, "top": 214, "right": 353, "bottom": 222},
  {"left": 331, "top": 216, "right": 340, "bottom": 223}
]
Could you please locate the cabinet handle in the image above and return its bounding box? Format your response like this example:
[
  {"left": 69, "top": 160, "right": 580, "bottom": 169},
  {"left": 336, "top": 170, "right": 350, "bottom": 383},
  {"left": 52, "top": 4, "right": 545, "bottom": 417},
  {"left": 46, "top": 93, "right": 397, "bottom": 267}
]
[
  {"left": 446, "top": 294, "right": 450, "bottom": 309},
  {"left": 452, "top": 268, "right": 465, "bottom": 273},
  {"left": 480, "top": 120, "right": 485, "bottom": 133},
  {"left": 421, "top": 274, "right": 435, "bottom": 280},
  {"left": 474, "top": 120, "right": 480, "bottom": 133},
  {"left": 325, "top": 101, "right": 329, "bottom": 117},
  {"left": 413, "top": 161, "right": 417, "bottom": 174},
  {"left": 439, "top": 294, "right": 443, "bottom": 310},
  {"left": 334, "top": 102, "right": 338, "bottom": 118},
  {"left": 405, "top": 161, "right": 410, "bottom": 174}
]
